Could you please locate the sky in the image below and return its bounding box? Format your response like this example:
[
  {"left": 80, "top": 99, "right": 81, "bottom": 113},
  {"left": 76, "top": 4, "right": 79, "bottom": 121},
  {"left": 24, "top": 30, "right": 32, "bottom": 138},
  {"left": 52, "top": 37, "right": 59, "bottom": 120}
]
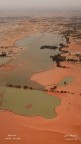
[{"left": 0, "top": 0, "right": 81, "bottom": 10}]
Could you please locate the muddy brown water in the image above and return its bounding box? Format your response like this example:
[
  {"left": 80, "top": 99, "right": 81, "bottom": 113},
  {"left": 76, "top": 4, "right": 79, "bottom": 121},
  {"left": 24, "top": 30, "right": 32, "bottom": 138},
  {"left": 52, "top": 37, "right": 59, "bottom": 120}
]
[{"left": 0, "top": 33, "right": 66, "bottom": 89}]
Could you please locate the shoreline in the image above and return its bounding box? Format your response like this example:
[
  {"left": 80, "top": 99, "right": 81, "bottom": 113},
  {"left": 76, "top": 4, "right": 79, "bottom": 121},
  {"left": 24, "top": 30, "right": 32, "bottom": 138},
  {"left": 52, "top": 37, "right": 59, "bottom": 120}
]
[
  {"left": 30, "top": 34, "right": 81, "bottom": 142},
  {"left": 0, "top": 13, "right": 81, "bottom": 144}
]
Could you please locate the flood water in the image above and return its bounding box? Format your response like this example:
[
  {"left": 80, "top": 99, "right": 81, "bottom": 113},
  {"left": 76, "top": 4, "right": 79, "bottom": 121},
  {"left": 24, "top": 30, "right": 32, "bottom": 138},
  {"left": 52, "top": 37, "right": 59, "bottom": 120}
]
[
  {"left": 0, "top": 33, "right": 66, "bottom": 89},
  {"left": 0, "top": 87, "right": 61, "bottom": 119}
]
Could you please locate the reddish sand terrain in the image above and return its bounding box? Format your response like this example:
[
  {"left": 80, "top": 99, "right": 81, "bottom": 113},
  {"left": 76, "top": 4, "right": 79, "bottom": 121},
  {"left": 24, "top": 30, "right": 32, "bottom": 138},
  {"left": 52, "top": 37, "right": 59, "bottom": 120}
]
[
  {"left": 0, "top": 14, "right": 81, "bottom": 143},
  {"left": 64, "top": 39, "right": 81, "bottom": 53},
  {"left": 0, "top": 39, "right": 81, "bottom": 144},
  {"left": 30, "top": 39, "right": 81, "bottom": 143},
  {"left": 31, "top": 67, "right": 70, "bottom": 86},
  {"left": 0, "top": 108, "right": 81, "bottom": 144},
  {"left": 0, "top": 65, "right": 15, "bottom": 71}
]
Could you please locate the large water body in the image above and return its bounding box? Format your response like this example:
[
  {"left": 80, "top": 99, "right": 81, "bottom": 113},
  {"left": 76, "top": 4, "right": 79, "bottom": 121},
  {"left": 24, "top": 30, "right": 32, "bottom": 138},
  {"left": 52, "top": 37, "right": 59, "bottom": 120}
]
[
  {"left": 0, "top": 87, "right": 61, "bottom": 119},
  {"left": 0, "top": 33, "right": 66, "bottom": 89}
]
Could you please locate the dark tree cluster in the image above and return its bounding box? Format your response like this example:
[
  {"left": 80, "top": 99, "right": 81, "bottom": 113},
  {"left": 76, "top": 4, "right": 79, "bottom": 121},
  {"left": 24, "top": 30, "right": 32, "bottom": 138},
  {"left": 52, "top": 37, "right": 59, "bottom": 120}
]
[
  {"left": 6, "top": 84, "right": 33, "bottom": 90},
  {"left": 40, "top": 45, "right": 58, "bottom": 50},
  {"left": 59, "top": 43, "right": 68, "bottom": 54},
  {"left": 59, "top": 43, "right": 66, "bottom": 48},
  {"left": 6, "top": 84, "right": 21, "bottom": 88},
  {"left": 67, "top": 59, "right": 81, "bottom": 62},
  {"left": 50, "top": 54, "right": 66, "bottom": 62},
  {"left": 66, "top": 37, "right": 70, "bottom": 43},
  {"left": 50, "top": 89, "right": 75, "bottom": 95}
]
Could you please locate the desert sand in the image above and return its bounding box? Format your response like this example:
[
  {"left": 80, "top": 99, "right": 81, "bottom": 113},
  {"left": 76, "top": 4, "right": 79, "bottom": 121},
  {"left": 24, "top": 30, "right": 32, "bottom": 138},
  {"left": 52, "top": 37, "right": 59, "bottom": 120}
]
[
  {"left": 0, "top": 37, "right": 81, "bottom": 144},
  {"left": 30, "top": 37, "right": 81, "bottom": 143},
  {"left": 0, "top": 11, "right": 81, "bottom": 144}
]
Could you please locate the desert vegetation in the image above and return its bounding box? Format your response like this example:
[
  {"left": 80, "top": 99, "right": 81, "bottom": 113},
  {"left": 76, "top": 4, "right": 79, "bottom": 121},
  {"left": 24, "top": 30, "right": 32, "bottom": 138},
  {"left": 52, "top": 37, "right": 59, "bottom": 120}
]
[{"left": 40, "top": 45, "right": 58, "bottom": 50}]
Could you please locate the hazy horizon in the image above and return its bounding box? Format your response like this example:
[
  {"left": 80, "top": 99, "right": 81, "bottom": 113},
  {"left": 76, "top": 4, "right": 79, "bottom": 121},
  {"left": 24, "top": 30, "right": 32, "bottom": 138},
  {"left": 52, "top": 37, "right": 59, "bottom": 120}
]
[{"left": 0, "top": 0, "right": 81, "bottom": 10}]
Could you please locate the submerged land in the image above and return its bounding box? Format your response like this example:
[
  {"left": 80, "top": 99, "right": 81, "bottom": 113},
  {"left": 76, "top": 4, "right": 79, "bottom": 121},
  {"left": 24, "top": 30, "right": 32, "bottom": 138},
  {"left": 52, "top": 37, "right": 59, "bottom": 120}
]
[{"left": 0, "top": 10, "right": 81, "bottom": 144}]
